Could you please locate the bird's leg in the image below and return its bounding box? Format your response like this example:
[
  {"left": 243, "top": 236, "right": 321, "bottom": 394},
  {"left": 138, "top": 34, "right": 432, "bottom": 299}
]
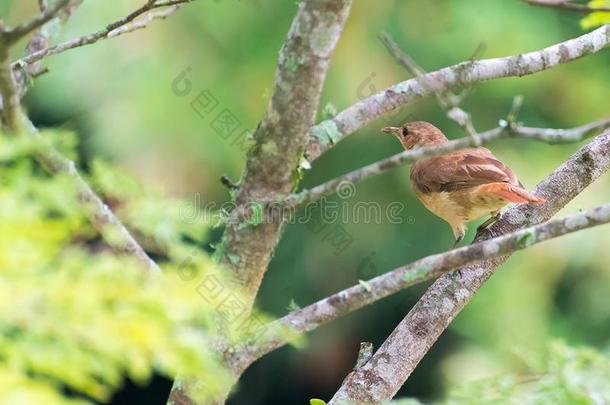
[
  {"left": 451, "top": 224, "right": 466, "bottom": 278},
  {"left": 453, "top": 234, "right": 465, "bottom": 279},
  {"left": 451, "top": 223, "right": 466, "bottom": 248},
  {"left": 475, "top": 210, "right": 501, "bottom": 240},
  {"left": 452, "top": 234, "right": 464, "bottom": 248}
]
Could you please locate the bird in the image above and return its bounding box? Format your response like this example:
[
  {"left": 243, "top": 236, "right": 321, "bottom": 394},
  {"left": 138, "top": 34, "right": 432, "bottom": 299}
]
[{"left": 382, "top": 121, "right": 545, "bottom": 246}]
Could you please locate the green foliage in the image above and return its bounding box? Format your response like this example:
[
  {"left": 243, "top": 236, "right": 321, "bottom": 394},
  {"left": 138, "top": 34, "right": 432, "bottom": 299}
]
[
  {"left": 514, "top": 230, "right": 536, "bottom": 249},
  {"left": 358, "top": 279, "right": 372, "bottom": 292},
  {"left": 0, "top": 136, "right": 244, "bottom": 403},
  {"left": 321, "top": 102, "right": 339, "bottom": 120},
  {"left": 90, "top": 159, "right": 215, "bottom": 255},
  {"left": 290, "top": 155, "right": 313, "bottom": 192},
  {"left": 443, "top": 341, "right": 610, "bottom": 404},
  {"left": 580, "top": 1, "right": 610, "bottom": 28},
  {"left": 310, "top": 120, "right": 341, "bottom": 146},
  {"left": 286, "top": 299, "right": 301, "bottom": 312}
]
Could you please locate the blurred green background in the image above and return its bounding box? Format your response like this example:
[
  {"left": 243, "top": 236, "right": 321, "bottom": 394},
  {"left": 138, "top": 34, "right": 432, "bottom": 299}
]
[{"left": 5, "top": 0, "right": 610, "bottom": 403}]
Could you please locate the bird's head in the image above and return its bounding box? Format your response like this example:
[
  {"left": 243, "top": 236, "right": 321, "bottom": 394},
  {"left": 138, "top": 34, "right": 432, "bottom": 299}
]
[{"left": 382, "top": 121, "right": 448, "bottom": 150}]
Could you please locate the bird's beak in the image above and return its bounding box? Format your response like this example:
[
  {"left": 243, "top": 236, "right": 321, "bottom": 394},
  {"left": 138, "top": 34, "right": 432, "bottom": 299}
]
[{"left": 382, "top": 127, "right": 400, "bottom": 136}]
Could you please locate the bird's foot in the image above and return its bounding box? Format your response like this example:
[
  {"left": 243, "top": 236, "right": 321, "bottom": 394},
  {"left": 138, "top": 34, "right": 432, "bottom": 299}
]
[
  {"left": 474, "top": 213, "right": 501, "bottom": 241},
  {"left": 474, "top": 226, "right": 495, "bottom": 242},
  {"left": 452, "top": 235, "right": 464, "bottom": 249}
]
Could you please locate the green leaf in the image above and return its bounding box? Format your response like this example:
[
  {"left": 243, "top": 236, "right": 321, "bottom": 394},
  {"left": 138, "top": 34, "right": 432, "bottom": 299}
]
[
  {"left": 514, "top": 231, "right": 536, "bottom": 249},
  {"left": 359, "top": 279, "right": 372, "bottom": 292},
  {"left": 299, "top": 156, "right": 312, "bottom": 171},
  {"left": 311, "top": 120, "right": 342, "bottom": 145},
  {"left": 286, "top": 299, "right": 301, "bottom": 312},
  {"left": 227, "top": 253, "right": 241, "bottom": 265},
  {"left": 322, "top": 102, "right": 338, "bottom": 120}
]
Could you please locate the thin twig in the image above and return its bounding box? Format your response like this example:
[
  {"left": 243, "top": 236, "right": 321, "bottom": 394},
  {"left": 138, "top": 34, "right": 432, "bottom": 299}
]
[
  {"left": 305, "top": 25, "right": 610, "bottom": 161},
  {"left": 14, "top": 0, "right": 194, "bottom": 68},
  {"left": 107, "top": 5, "right": 183, "bottom": 38},
  {"left": 14, "top": 0, "right": 85, "bottom": 99},
  {"left": 289, "top": 118, "right": 610, "bottom": 208},
  {"left": 379, "top": 32, "right": 480, "bottom": 141},
  {"left": 3, "top": 0, "right": 70, "bottom": 45},
  {"left": 523, "top": 0, "right": 610, "bottom": 12}
]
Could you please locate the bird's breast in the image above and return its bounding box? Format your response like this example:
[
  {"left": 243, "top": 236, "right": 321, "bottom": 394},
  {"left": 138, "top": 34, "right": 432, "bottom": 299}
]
[
  {"left": 413, "top": 188, "right": 465, "bottom": 226},
  {"left": 413, "top": 184, "right": 509, "bottom": 224}
]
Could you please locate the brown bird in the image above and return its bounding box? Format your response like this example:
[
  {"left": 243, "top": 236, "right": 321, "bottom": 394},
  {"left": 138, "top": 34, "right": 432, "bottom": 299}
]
[{"left": 383, "top": 121, "right": 545, "bottom": 246}]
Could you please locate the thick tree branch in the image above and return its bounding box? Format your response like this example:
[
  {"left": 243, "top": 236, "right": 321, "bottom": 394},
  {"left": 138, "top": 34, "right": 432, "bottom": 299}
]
[
  {"left": 523, "top": 0, "right": 610, "bottom": 13},
  {"left": 328, "top": 130, "right": 610, "bottom": 404},
  {"left": 167, "top": 1, "right": 353, "bottom": 404},
  {"left": 0, "top": 52, "right": 22, "bottom": 132},
  {"left": 304, "top": 24, "right": 610, "bottom": 161},
  {"left": 13, "top": 0, "right": 194, "bottom": 69},
  {"left": 217, "top": 0, "right": 353, "bottom": 304},
  {"left": 288, "top": 118, "right": 610, "bottom": 208}
]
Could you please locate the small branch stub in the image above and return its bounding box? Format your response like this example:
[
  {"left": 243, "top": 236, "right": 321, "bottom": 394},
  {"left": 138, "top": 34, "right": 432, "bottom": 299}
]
[{"left": 354, "top": 342, "right": 374, "bottom": 370}]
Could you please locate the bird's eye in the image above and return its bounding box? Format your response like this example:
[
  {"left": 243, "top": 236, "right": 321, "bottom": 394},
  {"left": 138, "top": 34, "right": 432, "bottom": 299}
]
[{"left": 402, "top": 127, "right": 409, "bottom": 137}]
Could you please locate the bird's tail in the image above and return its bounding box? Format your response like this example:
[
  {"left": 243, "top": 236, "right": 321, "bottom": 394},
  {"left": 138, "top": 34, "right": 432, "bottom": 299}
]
[{"left": 481, "top": 183, "right": 545, "bottom": 204}]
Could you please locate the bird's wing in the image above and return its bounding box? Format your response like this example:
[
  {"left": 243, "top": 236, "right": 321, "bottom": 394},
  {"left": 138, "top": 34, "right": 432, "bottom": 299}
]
[{"left": 410, "top": 148, "right": 520, "bottom": 193}]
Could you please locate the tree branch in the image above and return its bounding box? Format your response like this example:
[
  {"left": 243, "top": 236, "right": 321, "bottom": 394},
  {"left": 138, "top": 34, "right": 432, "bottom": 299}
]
[
  {"left": 304, "top": 24, "right": 610, "bottom": 161},
  {"left": 0, "top": 2, "right": 161, "bottom": 273},
  {"left": 288, "top": 118, "right": 610, "bottom": 208},
  {"left": 13, "top": 1, "right": 84, "bottom": 100},
  {"left": 328, "top": 130, "right": 610, "bottom": 404},
  {"left": 379, "top": 32, "right": 480, "bottom": 141},
  {"left": 105, "top": 4, "right": 185, "bottom": 38},
  {"left": 14, "top": 0, "right": 194, "bottom": 69},
  {"left": 217, "top": 0, "right": 353, "bottom": 304},
  {"left": 0, "top": 51, "right": 23, "bottom": 132},
  {"left": 523, "top": 0, "right": 610, "bottom": 13},
  {"left": 3, "top": 0, "right": 71, "bottom": 45},
  {"left": 26, "top": 119, "right": 162, "bottom": 273},
  {"left": 167, "top": 1, "right": 353, "bottom": 403}
]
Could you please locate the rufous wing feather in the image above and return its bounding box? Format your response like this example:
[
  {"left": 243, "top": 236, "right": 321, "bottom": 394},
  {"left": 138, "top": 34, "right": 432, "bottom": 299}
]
[{"left": 479, "top": 183, "right": 545, "bottom": 204}]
